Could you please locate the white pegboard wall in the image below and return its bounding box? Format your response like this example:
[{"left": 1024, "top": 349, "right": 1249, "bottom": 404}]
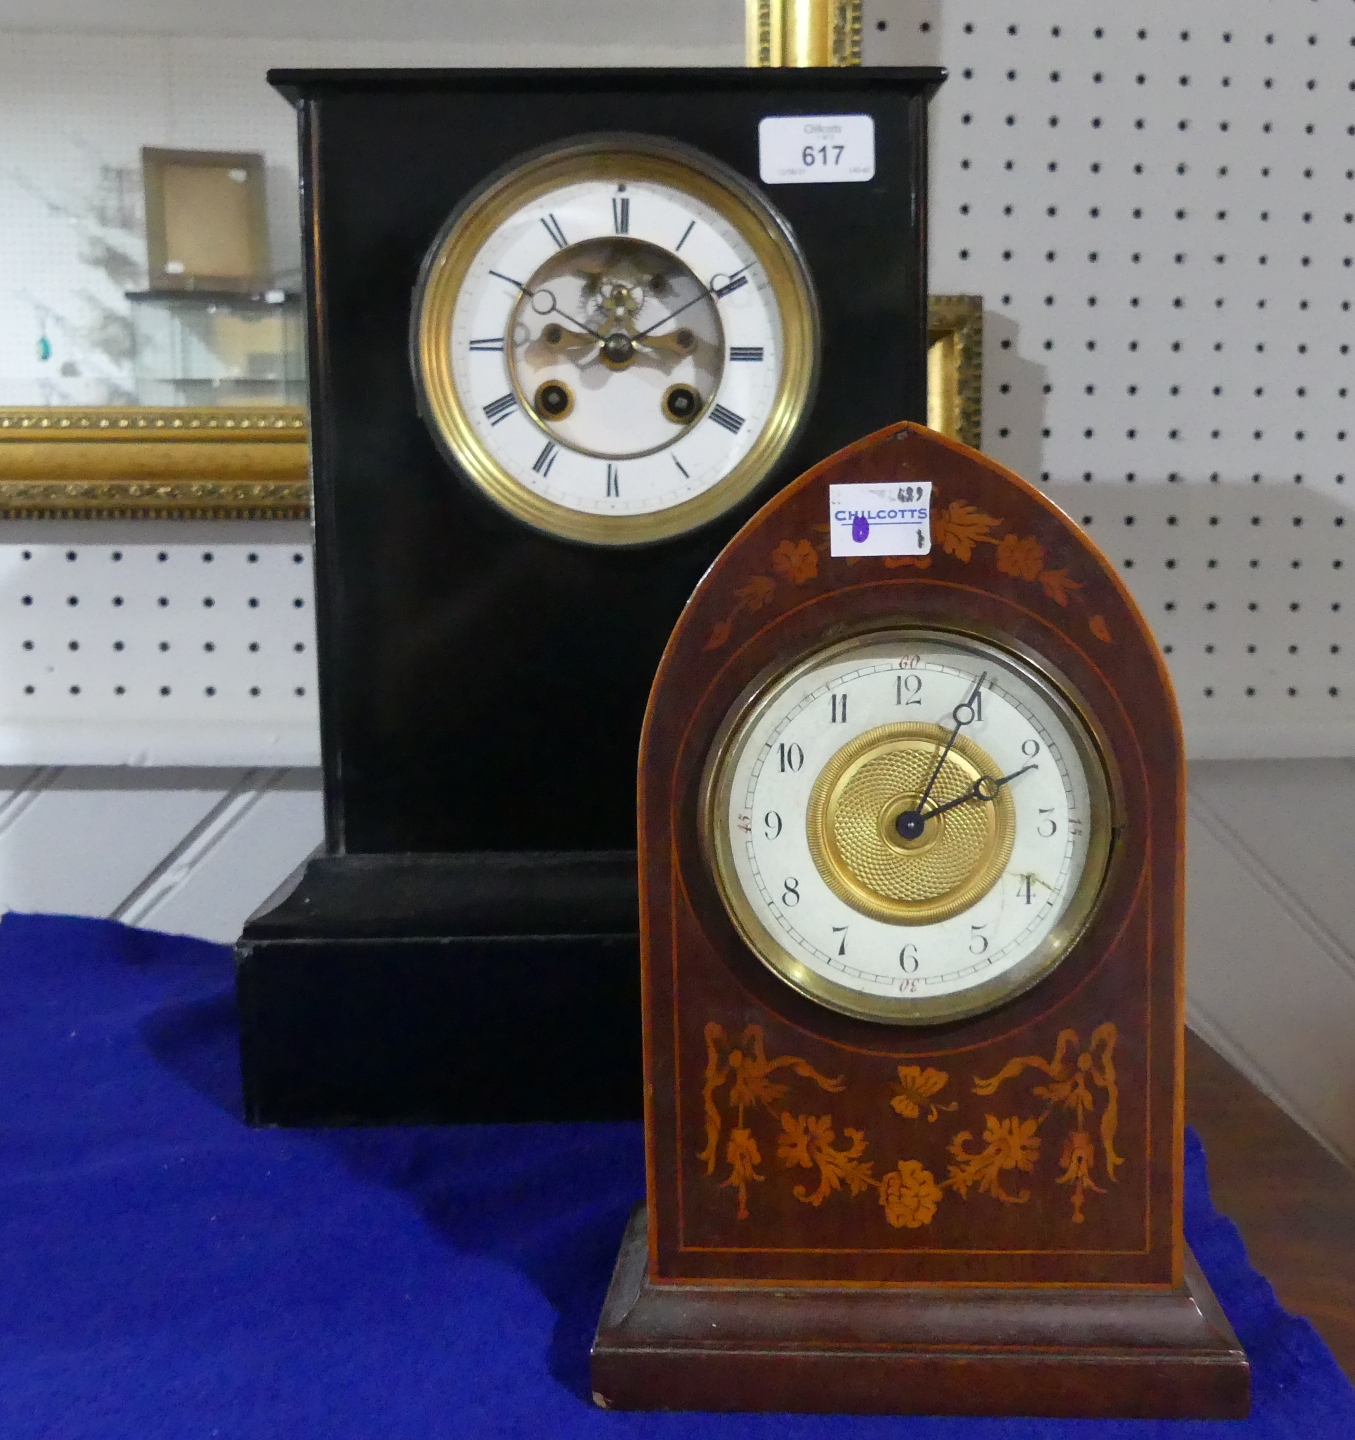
[
  {"left": 1050, "top": 482, "right": 1350, "bottom": 758},
  {"left": 863, "top": 0, "right": 1355, "bottom": 756},
  {"left": 0, "top": 526, "right": 319, "bottom": 764},
  {"left": 2, "top": 7, "right": 1351, "bottom": 761}
]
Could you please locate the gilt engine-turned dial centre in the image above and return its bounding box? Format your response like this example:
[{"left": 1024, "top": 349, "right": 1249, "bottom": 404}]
[
  {"left": 704, "top": 630, "right": 1116, "bottom": 1025},
  {"left": 412, "top": 135, "right": 819, "bottom": 546}
]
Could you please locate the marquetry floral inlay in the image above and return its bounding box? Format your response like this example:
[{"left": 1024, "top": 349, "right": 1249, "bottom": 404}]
[
  {"left": 700, "top": 497, "right": 1113, "bottom": 654},
  {"left": 879, "top": 1159, "right": 944, "bottom": 1229},
  {"left": 777, "top": 1112, "right": 873, "bottom": 1208},
  {"left": 698, "top": 1022, "right": 845, "bottom": 1220},
  {"left": 946, "top": 1115, "right": 1043, "bottom": 1206},
  {"left": 972, "top": 1022, "right": 1123, "bottom": 1223},
  {"left": 696, "top": 1021, "right": 1125, "bottom": 1229}
]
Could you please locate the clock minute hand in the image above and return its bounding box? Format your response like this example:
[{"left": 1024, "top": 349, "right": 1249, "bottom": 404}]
[
  {"left": 892, "top": 673, "right": 987, "bottom": 843},
  {"left": 631, "top": 264, "right": 753, "bottom": 343},
  {"left": 915, "top": 673, "right": 987, "bottom": 816},
  {"left": 919, "top": 763, "right": 1038, "bottom": 821}
]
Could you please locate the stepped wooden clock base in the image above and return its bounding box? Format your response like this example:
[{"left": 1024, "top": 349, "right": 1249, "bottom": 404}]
[{"left": 591, "top": 1207, "right": 1249, "bottom": 1420}]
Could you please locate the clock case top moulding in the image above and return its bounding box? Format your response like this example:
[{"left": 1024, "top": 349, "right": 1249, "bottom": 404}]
[
  {"left": 593, "top": 421, "right": 1248, "bottom": 1418},
  {"left": 236, "top": 67, "right": 943, "bottom": 1126}
]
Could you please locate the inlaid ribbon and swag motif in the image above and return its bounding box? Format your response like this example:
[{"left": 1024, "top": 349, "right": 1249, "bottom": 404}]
[{"left": 697, "top": 1021, "right": 1122, "bottom": 1228}]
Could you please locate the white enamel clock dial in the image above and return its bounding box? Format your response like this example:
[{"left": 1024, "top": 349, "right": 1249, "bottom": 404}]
[
  {"left": 413, "top": 136, "right": 819, "bottom": 546},
  {"left": 704, "top": 630, "right": 1115, "bottom": 1025}
]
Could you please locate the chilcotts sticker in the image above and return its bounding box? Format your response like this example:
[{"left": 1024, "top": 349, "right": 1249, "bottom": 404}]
[{"left": 828, "top": 482, "right": 932, "bottom": 558}]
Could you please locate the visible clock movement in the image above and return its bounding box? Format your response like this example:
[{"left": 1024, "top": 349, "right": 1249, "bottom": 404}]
[
  {"left": 412, "top": 135, "right": 819, "bottom": 545},
  {"left": 592, "top": 422, "right": 1249, "bottom": 1420}
]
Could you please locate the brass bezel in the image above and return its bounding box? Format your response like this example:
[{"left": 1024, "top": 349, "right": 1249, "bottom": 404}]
[
  {"left": 411, "top": 134, "right": 820, "bottom": 548},
  {"left": 701, "top": 626, "right": 1117, "bottom": 1027}
]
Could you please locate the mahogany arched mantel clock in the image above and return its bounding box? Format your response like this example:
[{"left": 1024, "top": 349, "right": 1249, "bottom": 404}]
[{"left": 591, "top": 423, "right": 1248, "bottom": 1420}]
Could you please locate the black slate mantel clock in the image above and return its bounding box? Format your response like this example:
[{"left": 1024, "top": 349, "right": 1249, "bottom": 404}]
[{"left": 235, "top": 66, "right": 944, "bottom": 1125}]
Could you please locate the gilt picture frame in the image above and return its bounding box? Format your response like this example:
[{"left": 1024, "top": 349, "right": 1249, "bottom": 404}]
[
  {"left": 0, "top": 298, "right": 980, "bottom": 519},
  {"left": 0, "top": 408, "right": 309, "bottom": 519},
  {"left": 927, "top": 293, "right": 983, "bottom": 450}
]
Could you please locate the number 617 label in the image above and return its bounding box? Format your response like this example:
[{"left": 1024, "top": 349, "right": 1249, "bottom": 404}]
[{"left": 758, "top": 114, "right": 876, "bottom": 185}]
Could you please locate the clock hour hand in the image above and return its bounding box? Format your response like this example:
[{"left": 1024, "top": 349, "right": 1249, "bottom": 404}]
[
  {"left": 918, "top": 764, "right": 1038, "bottom": 821},
  {"left": 494, "top": 273, "right": 604, "bottom": 341},
  {"left": 535, "top": 298, "right": 603, "bottom": 340},
  {"left": 539, "top": 321, "right": 599, "bottom": 350}
]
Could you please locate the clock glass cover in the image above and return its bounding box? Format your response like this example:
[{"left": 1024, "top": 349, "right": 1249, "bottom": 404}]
[
  {"left": 704, "top": 630, "right": 1115, "bottom": 1025},
  {"left": 412, "top": 135, "right": 819, "bottom": 545}
]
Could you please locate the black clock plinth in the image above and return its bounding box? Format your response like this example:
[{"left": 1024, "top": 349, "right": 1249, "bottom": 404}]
[
  {"left": 237, "top": 67, "right": 942, "bottom": 1126},
  {"left": 236, "top": 852, "right": 641, "bottom": 1124}
]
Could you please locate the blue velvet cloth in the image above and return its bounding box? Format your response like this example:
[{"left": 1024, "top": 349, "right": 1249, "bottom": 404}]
[{"left": 1, "top": 911, "right": 1352, "bottom": 1438}]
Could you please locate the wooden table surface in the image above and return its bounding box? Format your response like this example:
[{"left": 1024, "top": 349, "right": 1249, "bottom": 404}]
[{"left": 1187, "top": 1030, "right": 1355, "bottom": 1381}]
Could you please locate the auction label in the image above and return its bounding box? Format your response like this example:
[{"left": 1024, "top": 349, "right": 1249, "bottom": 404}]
[
  {"left": 828, "top": 482, "right": 932, "bottom": 558},
  {"left": 758, "top": 114, "right": 876, "bottom": 185}
]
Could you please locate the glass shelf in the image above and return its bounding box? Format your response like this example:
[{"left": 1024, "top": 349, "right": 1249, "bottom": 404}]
[{"left": 126, "top": 289, "right": 306, "bottom": 407}]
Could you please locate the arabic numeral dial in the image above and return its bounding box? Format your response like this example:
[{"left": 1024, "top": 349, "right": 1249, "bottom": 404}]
[{"left": 709, "top": 630, "right": 1114, "bottom": 1026}]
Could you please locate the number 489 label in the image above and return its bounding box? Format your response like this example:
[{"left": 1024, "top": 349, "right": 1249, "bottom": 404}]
[{"left": 758, "top": 114, "right": 876, "bottom": 185}]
